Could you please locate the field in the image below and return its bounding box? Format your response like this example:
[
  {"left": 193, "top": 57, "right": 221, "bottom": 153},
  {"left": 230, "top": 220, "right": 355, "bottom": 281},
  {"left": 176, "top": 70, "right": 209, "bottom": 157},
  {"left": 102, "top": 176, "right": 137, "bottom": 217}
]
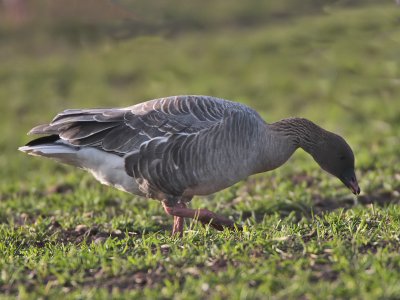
[{"left": 0, "top": 1, "right": 400, "bottom": 299}]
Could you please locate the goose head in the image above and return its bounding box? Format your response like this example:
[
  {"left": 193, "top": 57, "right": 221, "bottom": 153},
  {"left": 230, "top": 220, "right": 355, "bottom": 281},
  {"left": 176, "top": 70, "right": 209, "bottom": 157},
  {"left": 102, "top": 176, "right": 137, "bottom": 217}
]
[{"left": 310, "top": 132, "right": 360, "bottom": 195}]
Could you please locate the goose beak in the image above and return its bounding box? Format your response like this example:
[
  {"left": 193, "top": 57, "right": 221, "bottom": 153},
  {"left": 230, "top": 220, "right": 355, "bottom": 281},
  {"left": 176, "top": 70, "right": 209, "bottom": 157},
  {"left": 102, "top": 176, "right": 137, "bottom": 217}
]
[
  {"left": 341, "top": 169, "right": 360, "bottom": 195},
  {"left": 347, "top": 177, "right": 360, "bottom": 195}
]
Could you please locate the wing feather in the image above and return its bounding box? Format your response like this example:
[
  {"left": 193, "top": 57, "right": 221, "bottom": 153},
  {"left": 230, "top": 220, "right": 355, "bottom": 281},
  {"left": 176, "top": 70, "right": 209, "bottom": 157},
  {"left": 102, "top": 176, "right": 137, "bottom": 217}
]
[
  {"left": 124, "top": 105, "right": 263, "bottom": 197},
  {"left": 28, "top": 95, "right": 234, "bottom": 152}
]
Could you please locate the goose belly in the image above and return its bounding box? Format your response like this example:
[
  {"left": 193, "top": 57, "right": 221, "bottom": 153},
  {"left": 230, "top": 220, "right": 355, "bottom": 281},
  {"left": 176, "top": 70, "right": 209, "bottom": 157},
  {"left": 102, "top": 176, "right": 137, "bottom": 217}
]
[{"left": 183, "top": 171, "right": 250, "bottom": 196}]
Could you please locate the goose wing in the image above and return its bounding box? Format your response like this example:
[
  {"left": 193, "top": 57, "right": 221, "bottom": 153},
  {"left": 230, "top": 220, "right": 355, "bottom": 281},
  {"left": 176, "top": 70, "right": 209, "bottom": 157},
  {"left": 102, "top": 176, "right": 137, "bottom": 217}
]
[{"left": 28, "top": 96, "right": 232, "bottom": 155}]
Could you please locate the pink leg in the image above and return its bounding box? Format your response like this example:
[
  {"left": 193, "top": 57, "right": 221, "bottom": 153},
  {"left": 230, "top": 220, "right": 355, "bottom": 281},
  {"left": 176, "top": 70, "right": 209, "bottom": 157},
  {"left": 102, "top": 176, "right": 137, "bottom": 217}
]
[
  {"left": 163, "top": 202, "right": 241, "bottom": 232},
  {"left": 172, "top": 203, "right": 186, "bottom": 236}
]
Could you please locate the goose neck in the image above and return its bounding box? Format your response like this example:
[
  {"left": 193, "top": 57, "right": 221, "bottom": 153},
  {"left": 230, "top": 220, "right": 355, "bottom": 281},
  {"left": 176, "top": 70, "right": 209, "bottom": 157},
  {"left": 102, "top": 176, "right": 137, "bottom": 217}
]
[{"left": 268, "top": 118, "right": 325, "bottom": 155}]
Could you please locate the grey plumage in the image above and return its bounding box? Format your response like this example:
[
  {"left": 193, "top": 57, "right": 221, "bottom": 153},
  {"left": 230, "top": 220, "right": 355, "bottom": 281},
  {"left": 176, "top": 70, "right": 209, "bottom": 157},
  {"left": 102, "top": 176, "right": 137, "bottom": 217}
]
[
  {"left": 20, "top": 95, "right": 360, "bottom": 211},
  {"left": 21, "top": 96, "right": 267, "bottom": 203}
]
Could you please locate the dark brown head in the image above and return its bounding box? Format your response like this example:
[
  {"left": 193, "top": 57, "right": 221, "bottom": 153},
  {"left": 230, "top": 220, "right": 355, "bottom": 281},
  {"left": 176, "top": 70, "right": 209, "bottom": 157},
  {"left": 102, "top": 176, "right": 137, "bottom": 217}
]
[{"left": 310, "top": 131, "right": 360, "bottom": 195}]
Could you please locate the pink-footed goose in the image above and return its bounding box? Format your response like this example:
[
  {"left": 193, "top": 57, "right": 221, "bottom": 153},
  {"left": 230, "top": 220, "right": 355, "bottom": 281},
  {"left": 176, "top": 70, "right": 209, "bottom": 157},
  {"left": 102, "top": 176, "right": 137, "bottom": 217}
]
[{"left": 19, "top": 95, "right": 360, "bottom": 236}]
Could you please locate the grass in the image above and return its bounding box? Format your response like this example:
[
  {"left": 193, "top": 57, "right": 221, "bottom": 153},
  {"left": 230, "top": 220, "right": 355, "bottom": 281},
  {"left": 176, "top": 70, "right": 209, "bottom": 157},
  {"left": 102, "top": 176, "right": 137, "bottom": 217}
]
[{"left": 1, "top": 1, "right": 400, "bottom": 299}]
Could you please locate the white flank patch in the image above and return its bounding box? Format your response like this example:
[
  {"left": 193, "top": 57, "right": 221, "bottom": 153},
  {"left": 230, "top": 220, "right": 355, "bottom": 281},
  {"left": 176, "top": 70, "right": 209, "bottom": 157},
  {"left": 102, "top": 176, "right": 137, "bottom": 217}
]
[
  {"left": 77, "top": 148, "right": 142, "bottom": 195},
  {"left": 20, "top": 143, "right": 142, "bottom": 195}
]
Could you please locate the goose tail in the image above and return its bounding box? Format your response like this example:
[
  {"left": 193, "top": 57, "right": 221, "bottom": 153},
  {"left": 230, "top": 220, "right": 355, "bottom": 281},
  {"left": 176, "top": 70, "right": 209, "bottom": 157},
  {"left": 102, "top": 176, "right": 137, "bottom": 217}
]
[{"left": 19, "top": 135, "right": 81, "bottom": 166}]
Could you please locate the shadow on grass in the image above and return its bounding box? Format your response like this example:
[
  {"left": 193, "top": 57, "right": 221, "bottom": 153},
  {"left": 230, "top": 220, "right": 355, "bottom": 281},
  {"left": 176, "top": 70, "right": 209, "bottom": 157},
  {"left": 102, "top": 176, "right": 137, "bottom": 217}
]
[
  {"left": 312, "top": 190, "right": 400, "bottom": 214},
  {"left": 238, "top": 189, "right": 400, "bottom": 223}
]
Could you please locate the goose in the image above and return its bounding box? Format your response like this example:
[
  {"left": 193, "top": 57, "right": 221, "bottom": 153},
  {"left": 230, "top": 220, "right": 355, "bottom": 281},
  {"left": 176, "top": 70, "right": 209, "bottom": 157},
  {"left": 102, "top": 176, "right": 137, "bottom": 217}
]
[{"left": 19, "top": 95, "right": 360, "bottom": 235}]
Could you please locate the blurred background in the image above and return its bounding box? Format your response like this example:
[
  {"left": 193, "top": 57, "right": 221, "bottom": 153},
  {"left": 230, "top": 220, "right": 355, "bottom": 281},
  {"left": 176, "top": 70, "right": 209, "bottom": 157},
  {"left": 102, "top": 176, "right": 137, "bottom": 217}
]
[
  {"left": 0, "top": 0, "right": 399, "bottom": 189},
  {"left": 1, "top": 2, "right": 400, "bottom": 297}
]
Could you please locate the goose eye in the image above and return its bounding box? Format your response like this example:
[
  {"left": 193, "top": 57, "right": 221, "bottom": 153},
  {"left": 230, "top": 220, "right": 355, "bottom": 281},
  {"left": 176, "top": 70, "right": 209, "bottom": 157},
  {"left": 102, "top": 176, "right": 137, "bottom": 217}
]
[{"left": 339, "top": 155, "right": 346, "bottom": 160}]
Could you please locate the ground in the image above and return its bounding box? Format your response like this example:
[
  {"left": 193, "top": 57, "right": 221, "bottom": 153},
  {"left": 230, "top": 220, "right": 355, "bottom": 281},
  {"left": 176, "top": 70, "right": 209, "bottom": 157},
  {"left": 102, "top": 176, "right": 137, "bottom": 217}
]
[{"left": 0, "top": 1, "right": 399, "bottom": 299}]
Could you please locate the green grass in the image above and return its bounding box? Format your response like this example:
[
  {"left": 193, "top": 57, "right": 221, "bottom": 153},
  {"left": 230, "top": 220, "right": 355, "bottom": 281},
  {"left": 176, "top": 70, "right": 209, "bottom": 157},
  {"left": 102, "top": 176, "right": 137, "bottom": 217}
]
[{"left": 1, "top": 1, "right": 400, "bottom": 299}]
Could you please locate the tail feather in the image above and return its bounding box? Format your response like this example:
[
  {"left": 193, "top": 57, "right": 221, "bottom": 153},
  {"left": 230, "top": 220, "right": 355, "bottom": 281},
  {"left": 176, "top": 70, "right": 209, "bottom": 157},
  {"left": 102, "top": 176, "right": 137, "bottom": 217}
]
[
  {"left": 19, "top": 136, "right": 81, "bottom": 166},
  {"left": 25, "top": 134, "right": 60, "bottom": 146}
]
